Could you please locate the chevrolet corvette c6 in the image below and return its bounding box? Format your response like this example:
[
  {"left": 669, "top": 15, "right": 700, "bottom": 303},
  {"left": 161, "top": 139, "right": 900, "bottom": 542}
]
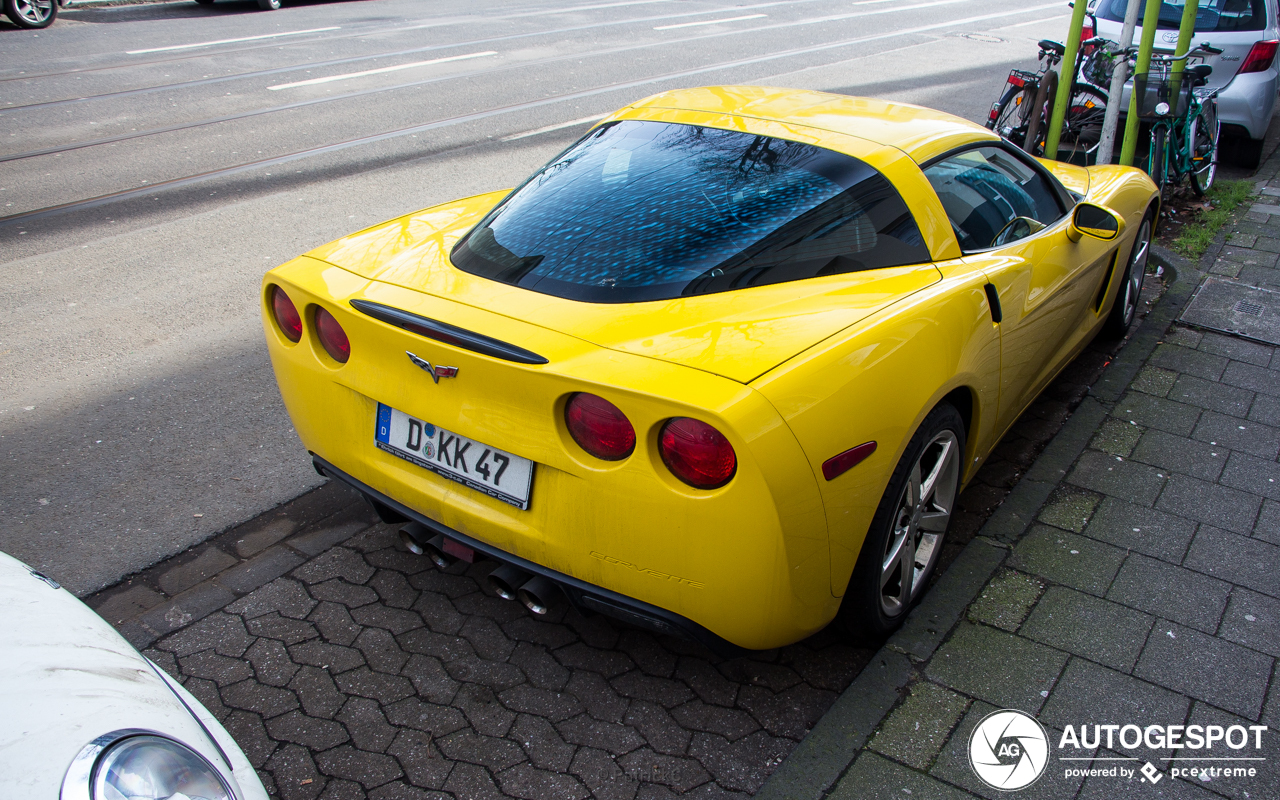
[{"left": 262, "top": 86, "right": 1157, "bottom": 652}]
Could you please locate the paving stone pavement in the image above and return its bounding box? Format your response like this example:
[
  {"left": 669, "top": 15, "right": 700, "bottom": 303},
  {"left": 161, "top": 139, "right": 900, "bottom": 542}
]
[
  {"left": 84, "top": 298, "right": 1142, "bottom": 797},
  {"left": 758, "top": 170, "right": 1280, "bottom": 798},
  {"left": 97, "top": 491, "right": 872, "bottom": 800}
]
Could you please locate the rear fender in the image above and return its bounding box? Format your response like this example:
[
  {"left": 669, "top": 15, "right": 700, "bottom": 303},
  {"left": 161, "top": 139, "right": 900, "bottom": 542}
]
[{"left": 751, "top": 260, "right": 1001, "bottom": 597}]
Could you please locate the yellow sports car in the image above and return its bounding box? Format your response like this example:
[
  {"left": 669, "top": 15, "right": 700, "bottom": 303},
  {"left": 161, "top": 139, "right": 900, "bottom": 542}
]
[{"left": 262, "top": 86, "right": 1157, "bottom": 653}]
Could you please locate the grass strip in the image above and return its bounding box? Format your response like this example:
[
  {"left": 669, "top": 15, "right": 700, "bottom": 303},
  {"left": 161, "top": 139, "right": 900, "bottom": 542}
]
[{"left": 1172, "top": 179, "right": 1255, "bottom": 260}]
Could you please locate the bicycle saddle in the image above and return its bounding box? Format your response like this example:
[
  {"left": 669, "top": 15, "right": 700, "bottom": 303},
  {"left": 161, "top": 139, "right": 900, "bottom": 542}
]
[
  {"left": 1038, "top": 39, "right": 1066, "bottom": 55},
  {"left": 1188, "top": 64, "right": 1213, "bottom": 86}
]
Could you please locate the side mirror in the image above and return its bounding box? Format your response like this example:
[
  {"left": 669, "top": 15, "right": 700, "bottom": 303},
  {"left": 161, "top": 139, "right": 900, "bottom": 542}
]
[{"left": 1068, "top": 203, "right": 1125, "bottom": 242}]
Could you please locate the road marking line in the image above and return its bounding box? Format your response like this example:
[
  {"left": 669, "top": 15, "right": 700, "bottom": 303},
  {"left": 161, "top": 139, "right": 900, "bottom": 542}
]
[
  {"left": 654, "top": 14, "right": 766, "bottom": 30},
  {"left": 126, "top": 27, "right": 340, "bottom": 55},
  {"left": 991, "top": 13, "right": 1070, "bottom": 30},
  {"left": 3, "top": 0, "right": 1062, "bottom": 225},
  {"left": 268, "top": 51, "right": 498, "bottom": 90},
  {"left": 502, "top": 115, "right": 604, "bottom": 141}
]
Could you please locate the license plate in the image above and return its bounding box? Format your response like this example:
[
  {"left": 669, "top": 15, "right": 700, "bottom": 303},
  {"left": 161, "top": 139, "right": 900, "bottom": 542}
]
[{"left": 374, "top": 403, "right": 534, "bottom": 510}]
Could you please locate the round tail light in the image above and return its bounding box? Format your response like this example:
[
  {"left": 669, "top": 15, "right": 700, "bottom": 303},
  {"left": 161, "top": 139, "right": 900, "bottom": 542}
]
[
  {"left": 565, "top": 393, "right": 635, "bottom": 461},
  {"left": 315, "top": 307, "right": 350, "bottom": 363},
  {"left": 660, "top": 418, "right": 736, "bottom": 489},
  {"left": 271, "top": 286, "right": 302, "bottom": 343}
]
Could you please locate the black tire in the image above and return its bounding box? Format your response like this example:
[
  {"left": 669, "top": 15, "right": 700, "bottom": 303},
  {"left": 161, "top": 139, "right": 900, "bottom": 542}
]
[
  {"left": 194, "top": 0, "right": 215, "bottom": 4},
  {"left": 1104, "top": 207, "right": 1154, "bottom": 337},
  {"left": 1188, "top": 111, "right": 1219, "bottom": 197},
  {"left": 258, "top": 0, "right": 281, "bottom": 8},
  {"left": 4, "top": 0, "right": 57, "bottom": 28},
  {"left": 1023, "top": 70, "right": 1058, "bottom": 156},
  {"left": 1061, "top": 85, "right": 1108, "bottom": 155},
  {"left": 991, "top": 84, "right": 1034, "bottom": 149},
  {"left": 837, "top": 403, "right": 966, "bottom": 641},
  {"left": 1148, "top": 126, "right": 1168, "bottom": 193},
  {"left": 1232, "top": 135, "right": 1265, "bottom": 170}
]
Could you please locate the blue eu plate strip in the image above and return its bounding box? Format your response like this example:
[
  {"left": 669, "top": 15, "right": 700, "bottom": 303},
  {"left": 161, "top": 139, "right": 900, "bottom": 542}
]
[{"left": 376, "top": 403, "right": 392, "bottom": 444}]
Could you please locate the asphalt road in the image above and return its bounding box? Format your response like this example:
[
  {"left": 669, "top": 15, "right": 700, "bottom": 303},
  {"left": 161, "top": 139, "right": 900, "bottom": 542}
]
[{"left": 1, "top": 0, "right": 1082, "bottom": 595}]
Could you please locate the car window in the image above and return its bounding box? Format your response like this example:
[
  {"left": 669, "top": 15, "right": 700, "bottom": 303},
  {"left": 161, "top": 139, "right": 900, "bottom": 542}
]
[
  {"left": 923, "top": 146, "right": 1066, "bottom": 252},
  {"left": 450, "top": 120, "right": 931, "bottom": 303},
  {"left": 1096, "top": 0, "right": 1266, "bottom": 32}
]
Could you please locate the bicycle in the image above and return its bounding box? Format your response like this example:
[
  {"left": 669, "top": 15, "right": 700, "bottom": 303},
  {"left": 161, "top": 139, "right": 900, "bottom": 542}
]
[
  {"left": 986, "top": 37, "right": 1110, "bottom": 160},
  {"left": 1133, "top": 44, "right": 1222, "bottom": 196}
]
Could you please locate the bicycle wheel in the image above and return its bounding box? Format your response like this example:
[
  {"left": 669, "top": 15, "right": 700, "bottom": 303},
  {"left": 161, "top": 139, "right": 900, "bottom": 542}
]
[
  {"left": 1024, "top": 70, "right": 1058, "bottom": 156},
  {"left": 1188, "top": 110, "right": 1219, "bottom": 197},
  {"left": 1062, "top": 85, "right": 1108, "bottom": 155},
  {"left": 1148, "top": 126, "right": 1168, "bottom": 193},
  {"left": 992, "top": 85, "right": 1035, "bottom": 148}
]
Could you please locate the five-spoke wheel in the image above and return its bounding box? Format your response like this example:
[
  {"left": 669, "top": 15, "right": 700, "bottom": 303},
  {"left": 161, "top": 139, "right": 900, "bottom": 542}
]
[
  {"left": 4, "top": 0, "right": 57, "bottom": 28},
  {"left": 839, "top": 403, "right": 966, "bottom": 639}
]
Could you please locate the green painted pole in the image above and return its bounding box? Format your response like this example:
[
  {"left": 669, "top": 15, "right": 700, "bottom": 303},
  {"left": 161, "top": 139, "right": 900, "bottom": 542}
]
[
  {"left": 1043, "top": 0, "right": 1090, "bottom": 159},
  {"left": 1119, "top": 0, "right": 1168, "bottom": 165},
  {"left": 1169, "top": 0, "right": 1200, "bottom": 97}
]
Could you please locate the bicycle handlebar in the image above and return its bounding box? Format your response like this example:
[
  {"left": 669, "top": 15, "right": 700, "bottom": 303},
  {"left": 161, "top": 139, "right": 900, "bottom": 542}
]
[{"left": 1122, "top": 42, "right": 1222, "bottom": 60}]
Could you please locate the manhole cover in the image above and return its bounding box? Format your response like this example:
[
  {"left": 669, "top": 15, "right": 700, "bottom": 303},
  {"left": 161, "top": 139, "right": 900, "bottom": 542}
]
[{"left": 1182, "top": 278, "right": 1280, "bottom": 345}]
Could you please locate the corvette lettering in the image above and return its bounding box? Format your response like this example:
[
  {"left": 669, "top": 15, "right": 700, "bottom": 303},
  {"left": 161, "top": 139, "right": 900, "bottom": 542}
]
[
  {"left": 590, "top": 551, "right": 704, "bottom": 588},
  {"left": 406, "top": 351, "right": 459, "bottom": 383}
]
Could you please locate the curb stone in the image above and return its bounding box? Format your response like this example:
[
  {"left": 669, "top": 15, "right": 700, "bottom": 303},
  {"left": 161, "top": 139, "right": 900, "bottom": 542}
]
[{"left": 756, "top": 241, "right": 1209, "bottom": 800}]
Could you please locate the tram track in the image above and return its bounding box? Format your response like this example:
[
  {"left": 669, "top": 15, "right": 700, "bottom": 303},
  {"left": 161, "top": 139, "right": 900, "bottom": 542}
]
[
  {"left": 0, "top": 0, "right": 807, "bottom": 113},
  {"left": 1, "top": 0, "right": 990, "bottom": 167},
  {"left": 0, "top": 0, "right": 1057, "bottom": 227},
  {"left": 0, "top": 0, "right": 689, "bottom": 84}
]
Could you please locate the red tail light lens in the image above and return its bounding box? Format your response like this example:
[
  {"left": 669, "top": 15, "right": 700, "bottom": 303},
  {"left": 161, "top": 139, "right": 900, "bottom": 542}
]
[
  {"left": 659, "top": 418, "right": 736, "bottom": 490},
  {"left": 1241, "top": 40, "right": 1279, "bottom": 74},
  {"left": 565, "top": 393, "right": 635, "bottom": 461},
  {"left": 315, "top": 307, "right": 350, "bottom": 363},
  {"left": 271, "top": 286, "right": 302, "bottom": 343},
  {"left": 1080, "top": 24, "right": 1094, "bottom": 44}
]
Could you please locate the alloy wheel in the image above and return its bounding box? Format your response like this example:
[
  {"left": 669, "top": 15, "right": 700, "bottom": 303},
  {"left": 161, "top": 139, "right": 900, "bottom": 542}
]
[
  {"left": 1121, "top": 218, "right": 1151, "bottom": 326},
  {"left": 879, "top": 429, "right": 960, "bottom": 616},
  {"left": 12, "top": 0, "right": 53, "bottom": 24}
]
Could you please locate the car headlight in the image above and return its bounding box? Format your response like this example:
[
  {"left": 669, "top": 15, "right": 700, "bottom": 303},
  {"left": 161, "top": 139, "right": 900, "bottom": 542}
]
[{"left": 93, "top": 735, "right": 232, "bottom": 800}]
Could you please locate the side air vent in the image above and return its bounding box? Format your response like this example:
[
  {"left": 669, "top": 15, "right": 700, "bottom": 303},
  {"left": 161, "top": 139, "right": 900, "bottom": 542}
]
[{"left": 349, "top": 299, "right": 549, "bottom": 365}]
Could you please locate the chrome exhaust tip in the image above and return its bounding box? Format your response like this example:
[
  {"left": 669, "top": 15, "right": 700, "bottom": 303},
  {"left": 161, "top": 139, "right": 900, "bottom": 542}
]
[
  {"left": 422, "top": 534, "right": 455, "bottom": 570},
  {"left": 397, "top": 523, "right": 429, "bottom": 555},
  {"left": 487, "top": 564, "right": 529, "bottom": 601},
  {"left": 518, "top": 576, "right": 559, "bottom": 616}
]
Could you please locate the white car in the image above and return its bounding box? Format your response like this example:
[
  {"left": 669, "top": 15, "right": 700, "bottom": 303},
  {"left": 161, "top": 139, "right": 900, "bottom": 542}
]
[
  {"left": 1092, "top": 0, "right": 1279, "bottom": 167},
  {"left": 0, "top": 551, "right": 268, "bottom": 800}
]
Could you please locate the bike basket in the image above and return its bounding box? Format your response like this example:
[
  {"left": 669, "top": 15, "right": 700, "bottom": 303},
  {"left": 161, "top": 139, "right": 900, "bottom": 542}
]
[
  {"left": 1133, "top": 72, "right": 1192, "bottom": 120},
  {"left": 1082, "top": 50, "right": 1116, "bottom": 87}
]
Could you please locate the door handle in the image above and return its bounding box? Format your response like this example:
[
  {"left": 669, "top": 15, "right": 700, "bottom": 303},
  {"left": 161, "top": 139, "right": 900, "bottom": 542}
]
[{"left": 984, "top": 283, "right": 1003, "bottom": 323}]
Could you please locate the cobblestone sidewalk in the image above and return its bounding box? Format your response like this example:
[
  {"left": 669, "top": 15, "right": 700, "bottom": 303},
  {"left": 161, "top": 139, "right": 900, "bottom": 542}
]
[
  {"left": 83, "top": 258, "right": 1140, "bottom": 797},
  {"left": 105, "top": 494, "right": 871, "bottom": 800},
  {"left": 759, "top": 171, "right": 1280, "bottom": 798}
]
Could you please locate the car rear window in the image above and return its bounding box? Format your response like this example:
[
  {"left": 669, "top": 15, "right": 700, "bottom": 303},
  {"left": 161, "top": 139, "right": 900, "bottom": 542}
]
[
  {"left": 1097, "top": 0, "right": 1267, "bottom": 32},
  {"left": 450, "top": 120, "right": 930, "bottom": 303}
]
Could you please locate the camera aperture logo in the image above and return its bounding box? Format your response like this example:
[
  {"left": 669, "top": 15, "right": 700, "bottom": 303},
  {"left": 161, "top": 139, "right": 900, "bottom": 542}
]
[
  {"left": 965, "top": 711, "right": 1268, "bottom": 790},
  {"left": 968, "top": 709, "right": 1050, "bottom": 791}
]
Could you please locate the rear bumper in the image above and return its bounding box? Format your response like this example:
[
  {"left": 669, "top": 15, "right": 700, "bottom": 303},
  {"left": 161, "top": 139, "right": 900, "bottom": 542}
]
[
  {"left": 1216, "top": 69, "right": 1278, "bottom": 140},
  {"left": 313, "top": 454, "right": 746, "bottom": 658}
]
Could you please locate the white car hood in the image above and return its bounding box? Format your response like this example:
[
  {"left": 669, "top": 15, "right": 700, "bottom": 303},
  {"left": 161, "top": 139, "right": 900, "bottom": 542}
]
[{"left": 0, "top": 551, "right": 237, "bottom": 797}]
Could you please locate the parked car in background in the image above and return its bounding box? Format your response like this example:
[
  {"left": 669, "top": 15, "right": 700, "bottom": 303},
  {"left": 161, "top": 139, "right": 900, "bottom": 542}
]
[
  {"left": 4, "top": 0, "right": 67, "bottom": 29},
  {"left": 0, "top": 551, "right": 268, "bottom": 800},
  {"left": 194, "top": 0, "right": 282, "bottom": 10},
  {"left": 1091, "top": 0, "right": 1279, "bottom": 167}
]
